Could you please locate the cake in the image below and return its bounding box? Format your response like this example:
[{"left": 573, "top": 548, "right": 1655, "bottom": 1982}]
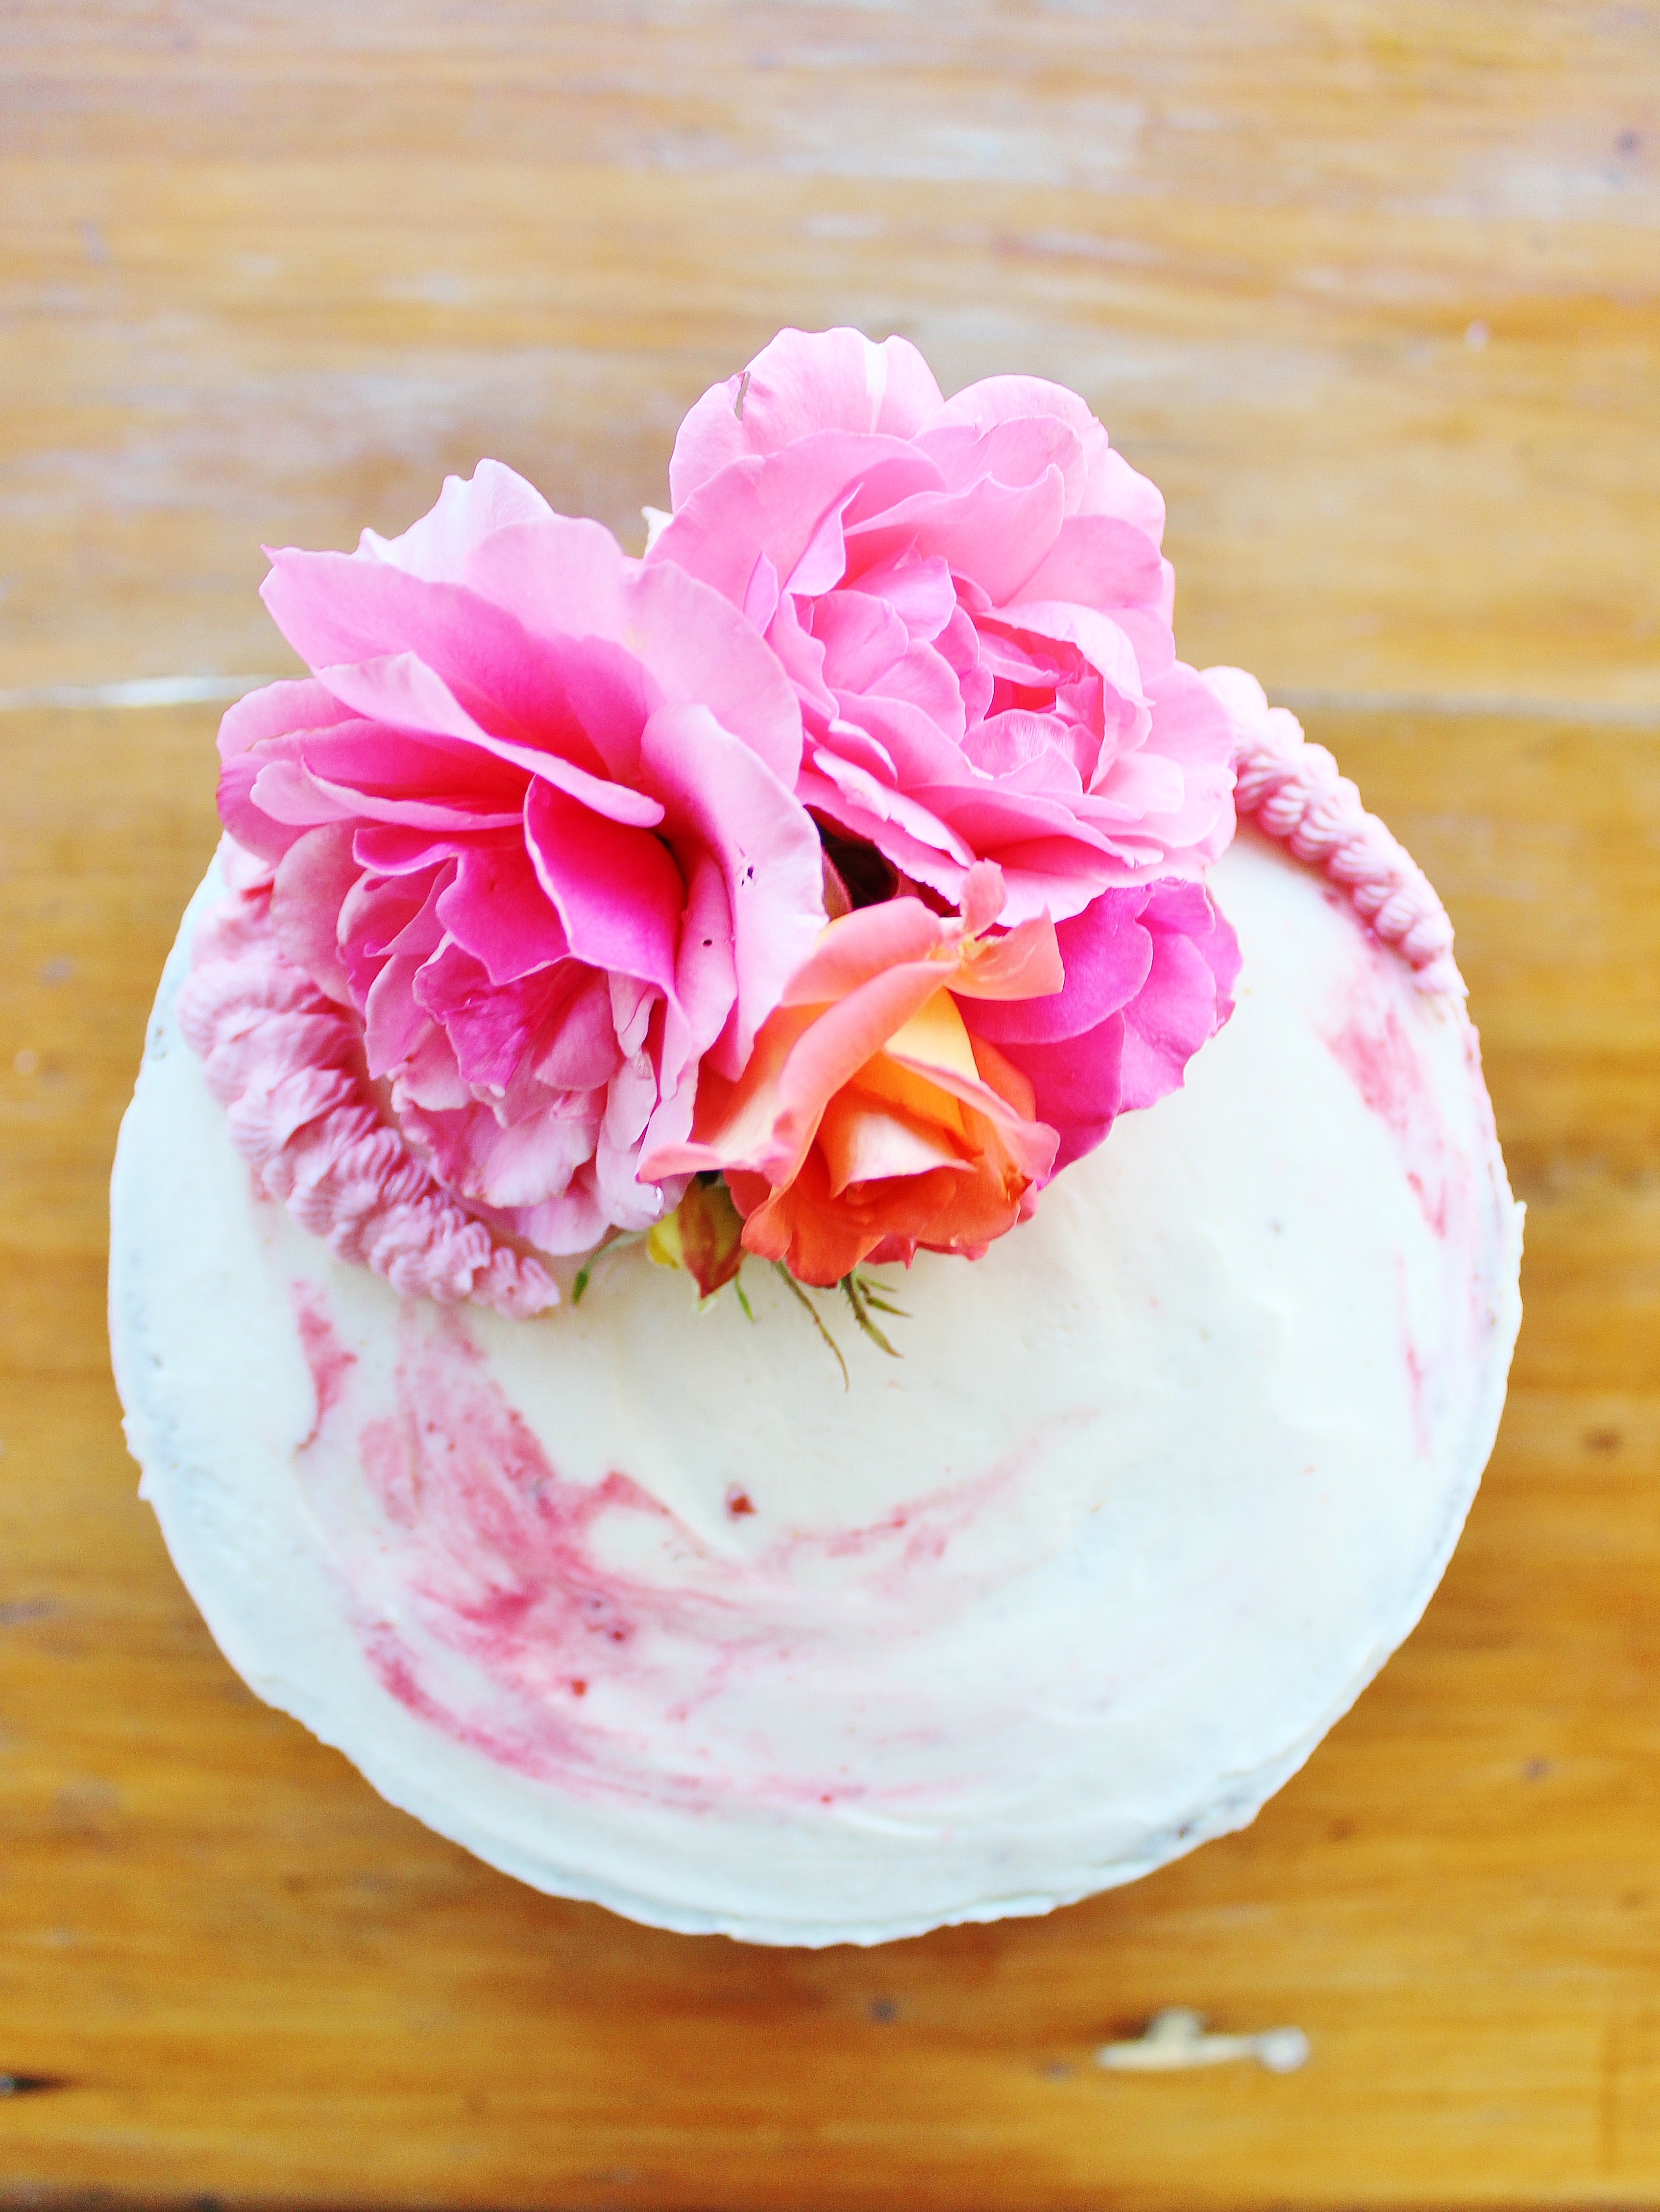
[{"left": 108, "top": 330, "right": 1522, "bottom": 1946}]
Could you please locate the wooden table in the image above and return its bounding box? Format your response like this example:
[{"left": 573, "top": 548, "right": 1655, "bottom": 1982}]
[{"left": 2, "top": 4, "right": 1657, "bottom": 2204}]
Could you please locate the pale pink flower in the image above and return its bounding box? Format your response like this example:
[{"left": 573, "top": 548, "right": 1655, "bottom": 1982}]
[
  {"left": 649, "top": 329, "right": 1242, "bottom": 1169},
  {"left": 216, "top": 462, "right": 826, "bottom": 1254},
  {"left": 650, "top": 326, "right": 1236, "bottom": 925}
]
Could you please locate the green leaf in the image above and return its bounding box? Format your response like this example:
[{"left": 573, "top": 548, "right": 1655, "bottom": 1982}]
[
  {"left": 855, "top": 1272, "right": 909, "bottom": 1320},
  {"left": 841, "top": 1272, "right": 901, "bottom": 1359},
  {"left": 773, "top": 1263, "right": 848, "bottom": 1388}
]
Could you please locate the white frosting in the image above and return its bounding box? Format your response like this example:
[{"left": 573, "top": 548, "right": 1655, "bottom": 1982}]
[{"left": 109, "top": 827, "right": 1521, "bottom": 1945}]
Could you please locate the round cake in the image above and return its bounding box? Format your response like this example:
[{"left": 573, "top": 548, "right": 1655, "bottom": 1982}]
[
  {"left": 112, "top": 813, "right": 1519, "bottom": 1945},
  {"left": 107, "top": 328, "right": 1521, "bottom": 1944}
]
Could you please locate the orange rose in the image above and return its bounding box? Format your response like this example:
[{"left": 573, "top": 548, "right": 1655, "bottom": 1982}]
[{"left": 641, "top": 864, "right": 1063, "bottom": 1286}]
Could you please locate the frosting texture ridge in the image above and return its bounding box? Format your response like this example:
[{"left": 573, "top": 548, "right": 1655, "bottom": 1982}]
[
  {"left": 1212, "top": 667, "right": 1463, "bottom": 994},
  {"left": 178, "top": 849, "right": 558, "bottom": 1317}
]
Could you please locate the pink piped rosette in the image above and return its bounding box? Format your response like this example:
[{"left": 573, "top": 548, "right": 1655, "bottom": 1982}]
[{"left": 181, "top": 327, "right": 1280, "bottom": 1316}]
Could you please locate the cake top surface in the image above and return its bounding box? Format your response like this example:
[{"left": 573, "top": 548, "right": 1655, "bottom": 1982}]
[{"left": 112, "top": 820, "right": 1517, "bottom": 1942}]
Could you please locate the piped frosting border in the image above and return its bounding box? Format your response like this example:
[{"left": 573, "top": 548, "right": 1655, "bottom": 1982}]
[{"left": 1206, "top": 667, "right": 1463, "bottom": 996}]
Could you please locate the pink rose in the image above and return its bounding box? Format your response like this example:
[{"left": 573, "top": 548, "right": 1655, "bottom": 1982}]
[
  {"left": 650, "top": 326, "right": 1236, "bottom": 924},
  {"left": 961, "top": 877, "right": 1242, "bottom": 1175},
  {"left": 216, "top": 462, "right": 826, "bottom": 1255},
  {"left": 649, "top": 327, "right": 1242, "bottom": 1168}
]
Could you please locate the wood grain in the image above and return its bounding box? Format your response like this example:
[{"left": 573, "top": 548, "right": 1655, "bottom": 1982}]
[{"left": 1, "top": 4, "right": 1657, "bottom": 2205}]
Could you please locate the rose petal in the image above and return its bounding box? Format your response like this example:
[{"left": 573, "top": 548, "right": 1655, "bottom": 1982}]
[
  {"left": 846, "top": 469, "right": 1069, "bottom": 608},
  {"left": 964, "top": 890, "right": 1153, "bottom": 1043},
  {"left": 523, "top": 780, "right": 683, "bottom": 999},
  {"left": 466, "top": 518, "right": 806, "bottom": 790},
  {"left": 357, "top": 459, "right": 555, "bottom": 579},
  {"left": 669, "top": 328, "right": 946, "bottom": 503},
  {"left": 218, "top": 675, "right": 357, "bottom": 763},
  {"left": 639, "top": 701, "right": 825, "bottom": 1078},
  {"left": 437, "top": 840, "right": 571, "bottom": 984},
  {"left": 305, "top": 652, "right": 666, "bottom": 829},
  {"left": 270, "top": 825, "right": 360, "bottom": 1004},
  {"left": 264, "top": 550, "right": 617, "bottom": 777}
]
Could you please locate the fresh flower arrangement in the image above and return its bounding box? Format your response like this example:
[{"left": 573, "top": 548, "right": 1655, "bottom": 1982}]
[{"left": 181, "top": 329, "right": 1244, "bottom": 1344}]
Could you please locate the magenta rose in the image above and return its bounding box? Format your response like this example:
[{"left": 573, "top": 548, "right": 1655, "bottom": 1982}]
[
  {"left": 959, "top": 878, "right": 1241, "bottom": 1174},
  {"left": 647, "top": 327, "right": 1241, "bottom": 1166},
  {"left": 216, "top": 461, "right": 826, "bottom": 1255}
]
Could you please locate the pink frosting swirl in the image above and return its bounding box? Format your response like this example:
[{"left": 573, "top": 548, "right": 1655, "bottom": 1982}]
[
  {"left": 179, "top": 845, "right": 558, "bottom": 1317},
  {"left": 1207, "top": 668, "right": 1463, "bottom": 995}
]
